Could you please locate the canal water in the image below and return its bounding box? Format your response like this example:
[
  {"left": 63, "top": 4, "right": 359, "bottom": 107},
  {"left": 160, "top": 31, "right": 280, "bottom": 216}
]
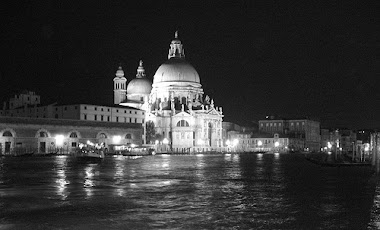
[{"left": 0, "top": 153, "right": 378, "bottom": 229}]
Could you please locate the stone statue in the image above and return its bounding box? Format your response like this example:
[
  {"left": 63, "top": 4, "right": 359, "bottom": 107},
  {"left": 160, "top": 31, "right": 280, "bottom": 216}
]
[
  {"left": 205, "top": 95, "right": 210, "bottom": 104},
  {"left": 159, "top": 101, "right": 163, "bottom": 112},
  {"left": 181, "top": 104, "right": 184, "bottom": 112},
  {"left": 201, "top": 104, "right": 204, "bottom": 110}
]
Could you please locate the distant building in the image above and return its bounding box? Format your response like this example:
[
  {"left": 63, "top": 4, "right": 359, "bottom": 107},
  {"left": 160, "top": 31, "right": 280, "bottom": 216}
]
[
  {"left": 320, "top": 128, "right": 357, "bottom": 153},
  {"left": 222, "top": 121, "right": 289, "bottom": 153},
  {"left": 258, "top": 116, "right": 321, "bottom": 152}
]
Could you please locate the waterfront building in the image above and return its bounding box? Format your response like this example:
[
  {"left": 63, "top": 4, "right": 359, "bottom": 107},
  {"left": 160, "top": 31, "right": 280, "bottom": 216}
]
[
  {"left": 226, "top": 131, "right": 289, "bottom": 153},
  {"left": 221, "top": 121, "right": 289, "bottom": 153},
  {"left": 258, "top": 116, "right": 321, "bottom": 152},
  {"left": 0, "top": 91, "right": 144, "bottom": 154},
  {"left": 1, "top": 91, "right": 145, "bottom": 124},
  {"left": 118, "top": 32, "right": 224, "bottom": 153},
  {"left": 0, "top": 117, "right": 142, "bottom": 155}
]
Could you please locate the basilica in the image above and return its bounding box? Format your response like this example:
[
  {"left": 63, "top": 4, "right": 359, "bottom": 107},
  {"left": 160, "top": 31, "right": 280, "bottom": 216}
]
[{"left": 113, "top": 32, "right": 224, "bottom": 153}]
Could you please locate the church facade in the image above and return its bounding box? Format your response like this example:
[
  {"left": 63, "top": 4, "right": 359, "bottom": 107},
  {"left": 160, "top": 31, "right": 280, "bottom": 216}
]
[{"left": 114, "top": 32, "right": 224, "bottom": 153}]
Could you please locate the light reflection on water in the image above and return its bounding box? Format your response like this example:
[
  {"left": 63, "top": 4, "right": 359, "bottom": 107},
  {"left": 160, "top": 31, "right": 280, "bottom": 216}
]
[
  {"left": 54, "top": 156, "right": 69, "bottom": 200},
  {"left": 0, "top": 153, "right": 378, "bottom": 229}
]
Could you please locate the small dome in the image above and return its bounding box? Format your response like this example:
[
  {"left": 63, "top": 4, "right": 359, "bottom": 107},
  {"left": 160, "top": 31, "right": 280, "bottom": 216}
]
[
  {"left": 127, "top": 78, "right": 152, "bottom": 95},
  {"left": 115, "top": 66, "right": 124, "bottom": 78},
  {"left": 153, "top": 58, "right": 200, "bottom": 84}
]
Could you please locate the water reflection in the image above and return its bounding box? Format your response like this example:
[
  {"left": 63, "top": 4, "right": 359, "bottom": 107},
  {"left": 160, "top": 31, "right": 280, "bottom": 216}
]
[
  {"left": 113, "top": 158, "right": 126, "bottom": 197},
  {"left": 224, "top": 153, "right": 232, "bottom": 161},
  {"left": 160, "top": 154, "right": 171, "bottom": 170},
  {"left": 54, "top": 156, "right": 69, "bottom": 200},
  {"left": 84, "top": 164, "right": 96, "bottom": 198},
  {"left": 232, "top": 153, "right": 240, "bottom": 163},
  {"left": 0, "top": 154, "right": 376, "bottom": 229}
]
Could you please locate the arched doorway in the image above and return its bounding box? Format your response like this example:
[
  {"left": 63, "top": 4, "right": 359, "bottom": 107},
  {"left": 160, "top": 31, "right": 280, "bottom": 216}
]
[{"left": 2, "top": 130, "right": 13, "bottom": 154}]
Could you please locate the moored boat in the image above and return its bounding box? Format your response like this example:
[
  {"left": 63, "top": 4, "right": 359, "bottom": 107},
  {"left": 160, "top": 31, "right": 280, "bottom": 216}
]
[
  {"left": 305, "top": 156, "right": 371, "bottom": 167},
  {"left": 121, "top": 146, "right": 155, "bottom": 156},
  {"left": 75, "top": 142, "right": 105, "bottom": 159}
]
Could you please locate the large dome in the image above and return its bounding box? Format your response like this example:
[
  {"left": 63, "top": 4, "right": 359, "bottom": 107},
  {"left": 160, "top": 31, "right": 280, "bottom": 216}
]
[
  {"left": 153, "top": 58, "right": 200, "bottom": 84},
  {"left": 127, "top": 78, "right": 152, "bottom": 94}
]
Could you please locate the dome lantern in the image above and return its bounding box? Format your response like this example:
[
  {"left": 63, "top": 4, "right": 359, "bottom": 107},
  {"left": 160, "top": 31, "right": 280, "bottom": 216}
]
[
  {"left": 168, "top": 31, "right": 185, "bottom": 59},
  {"left": 115, "top": 66, "right": 125, "bottom": 78},
  {"left": 136, "top": 60, "right": 146, "bottom": 78}
]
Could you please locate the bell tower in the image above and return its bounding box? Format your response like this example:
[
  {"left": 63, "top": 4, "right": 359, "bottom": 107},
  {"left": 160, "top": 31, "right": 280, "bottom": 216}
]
[{"left": 113, "top": 66, "right": 127, "bottom": 104}]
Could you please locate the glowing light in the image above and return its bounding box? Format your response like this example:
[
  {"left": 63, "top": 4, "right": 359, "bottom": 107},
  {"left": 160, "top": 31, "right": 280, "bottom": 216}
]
[
  {"left": 327, "top": 142, "right": 332, "bottom": 149},
  {"left": 55, "top": 135, "right": 65, "bottom": 146},
  {"left": 233, "top": 139, "right": 239, "bottom": 146},
  {"left": 364, "top": 144, "right": 369, "bottom": 151},
  {"left": 257, "top": 140, "right": 262, "bottom": 146},
  {"left": 163, "top": 138, "right": 169, "bottom": 145},
  {"left": 86, "top": 140, "right": 94, "bottom": 146},
  {"left": 113, "top": 135, "right": 121, "bottom": 144},
  {"left": 130, "top": 143, "right": 137, "bottom": 148},
  {"left": 155, "top": 140, "right": 159, "bottom": 145},
  {"left": 328, "top": 151, "right": 332, "bottom": 155},
  {"left": 274, "top": 141, "right": 279, "bottom": 147},
  {"left": 226, "top": 140, "right": 231, "bottom": 146}
]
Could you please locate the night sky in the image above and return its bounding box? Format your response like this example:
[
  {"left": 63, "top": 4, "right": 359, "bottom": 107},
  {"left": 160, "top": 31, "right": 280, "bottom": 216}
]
[{"left": 0, "top": 1, "right": 378, "bottom": 129}]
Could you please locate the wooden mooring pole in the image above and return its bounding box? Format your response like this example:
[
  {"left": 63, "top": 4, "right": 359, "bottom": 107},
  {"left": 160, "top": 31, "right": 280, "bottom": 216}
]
[{"left": 371, "top": 133, "right": 380, "bottom": 174}]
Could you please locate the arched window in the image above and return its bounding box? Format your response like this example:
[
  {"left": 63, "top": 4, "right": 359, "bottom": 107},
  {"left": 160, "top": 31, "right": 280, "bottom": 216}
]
[
  {"left": 3, "top": 131, "right": 12, "bottom": 137},
  {"left": 99, "top": 133, "right": 107, "bottom": 139},
  {"left": 125, "top": 134, "right": 132, "bottom": 139},
  {"left": 181, "top": 97, "right": 186, "bottom": 104},
  {"left": 39, "top": 131, "right": 48, "bottom": 137},
  {"left": 70, "top": 132, "right": 78, "bottom": 138},
  {"left": 176, "top": 120, "right": 189, "bottom": 127}
]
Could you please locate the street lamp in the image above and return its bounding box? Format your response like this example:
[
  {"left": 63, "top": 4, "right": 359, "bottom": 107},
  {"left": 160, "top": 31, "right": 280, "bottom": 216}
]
[
  {"left": 112, "top": 135, "right": 121, "bottom": 144},
  {"left": 55, "top": 135, "right": 65, "bottom": 154},
  {"left": 257, "top": 140, "right": 263, "bottom": 152},
  {"left": 55, "top": 135, "right": 64, "bottom": 147},
  {"left": 233, "top": 139, "right": 239, "bottom": 152},
  {"left": 274, "top": 141, "right": 280, "bottom": 153}
]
